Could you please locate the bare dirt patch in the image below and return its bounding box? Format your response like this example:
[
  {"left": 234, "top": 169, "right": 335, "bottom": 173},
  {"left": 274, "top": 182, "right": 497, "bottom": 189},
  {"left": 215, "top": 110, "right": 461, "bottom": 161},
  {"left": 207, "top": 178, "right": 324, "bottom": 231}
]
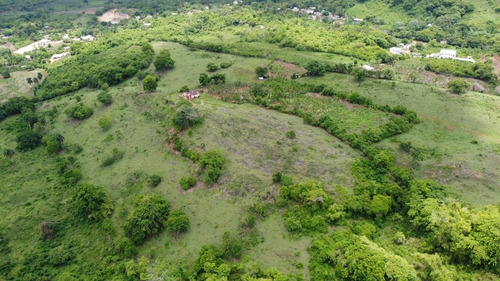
[{"left": 98, "top": 9, "right": 130, "bottom": 24}]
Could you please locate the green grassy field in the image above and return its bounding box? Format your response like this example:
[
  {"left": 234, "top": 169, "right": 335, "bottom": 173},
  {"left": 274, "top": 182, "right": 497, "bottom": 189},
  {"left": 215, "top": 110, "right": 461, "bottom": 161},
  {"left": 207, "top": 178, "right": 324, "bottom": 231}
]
[
  {"left": 301, "top": 73, "right": 500, "bottom": 205},
  {"left": 0, "top": 69, "right": 44, "bottom": 103},
  {"left": 0, "top": 42, "right": 363, "bottom": 278}
]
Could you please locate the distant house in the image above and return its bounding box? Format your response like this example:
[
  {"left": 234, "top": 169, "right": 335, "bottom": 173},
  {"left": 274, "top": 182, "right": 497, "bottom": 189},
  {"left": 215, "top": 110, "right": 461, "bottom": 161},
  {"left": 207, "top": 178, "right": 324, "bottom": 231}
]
[
  {"left": 143, "top": 22, "right": 152, "bottom": 27},
  {"left": 438, "top": 49, "right": 456, "bottom": 59},
  {"left": 180, "top": 91, "right": 200, "bottom": 100},
  {"left": 50, "top": 52, "right": 69, "bottom": 63},
  {"left": 362, "top": 65, "right": 374, "bottom": 71},
  {"left": 81, "top": 35, "right": 95, "bottom": 42},
  {"left": 389, "top": 43, "right": 411, "bottom": 55},
  {"left": 353, "top": 17, "right": 364, "bottom": 22}
]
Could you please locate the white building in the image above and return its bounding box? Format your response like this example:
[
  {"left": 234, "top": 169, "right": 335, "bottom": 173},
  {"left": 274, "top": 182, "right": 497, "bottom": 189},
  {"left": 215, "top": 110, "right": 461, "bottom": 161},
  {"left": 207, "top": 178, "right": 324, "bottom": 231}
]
[
  {"left": 390, "top": 47, "right": 403, "bottom": 54},
  {"left": 438, "top": 49, "right": 456, "bottom": 59},
  {"left": 81, "top": 35, "right": 95, "bottom": 42},
  {"left": 362, "top": 65, "right": 374, "bottom": 71},
  {"left": 50, "top": 52, "right": 69, "bottom": 63}
]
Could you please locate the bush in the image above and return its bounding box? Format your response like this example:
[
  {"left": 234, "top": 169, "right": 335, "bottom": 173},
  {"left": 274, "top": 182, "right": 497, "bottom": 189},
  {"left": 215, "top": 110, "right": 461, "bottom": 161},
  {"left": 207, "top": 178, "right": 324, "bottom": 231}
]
[
  {"left": 199, "top": 73, "right": 210, "bottom": 86},
  {"left": 180, "top": 176, "right": 196, "bottom": 190},
  {"left": 101, "top": 148, "right": 124, "bottom": 167},
  {"left": 98, "top": 116, "right": 112, "bottom": 130},
  {"left": 70, "top": 183, "right": 114, "bottom": 221},
  {"left": 16, "top": 130, "right": 42, "bottom": 151},
  {"left": 179, "top": 85, "right": 189, "bottom": 93},
  {"left": 154, "top": 49, "right": 175, "bottom": 71},
  {"left": 286, "top": 130, "right": 296, "bottom": 139},
  {"left": 447, "top": 78, "right": 469, "bottom": 94},
  {"left": 221, "top": 232, "right": 243, "bottom": 259},
  {"left": 65, "top": 104, "right": 93, "bottom": 120},
  {"left": 38, "top": 220, "right": 58, "bottom": 240},
  {"left": 306, "top": 61, "right": 326, "bottom": 76},
  {"left": 172, "top": 107, "right": 203, "bottom": 131},
  {"left": 220, "top": 61, "right": 232, "bottom": 69},
  {"left": 143, "top": 74, "right": 158, "bottom": 91},
  {"left": 210, "top": 73, "right": 226, "bottom": 84},
  {"left": 207, "top": 62, "right": 219, "bottom": 72},
  {"left": 255, "top": 66, "right": 268, "bottom": 77},
  {"left": 97, "top": 92, "right": 112, "bottom": 105},
  {"left": 123, "top": 194, "right": 170, "bottom": 244},
  {"left": 147, "top": 174, "right": 162, "bottom": 187},
  {"left": 272, "top": 172, "right": 282, "bottom": 183},
  {"left": 166, "top": 210, "right": 189, "bottom": 233}
]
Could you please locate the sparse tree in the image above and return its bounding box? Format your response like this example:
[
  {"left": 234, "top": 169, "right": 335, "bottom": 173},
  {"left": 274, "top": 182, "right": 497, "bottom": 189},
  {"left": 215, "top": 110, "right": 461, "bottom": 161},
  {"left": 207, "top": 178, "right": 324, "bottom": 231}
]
[
  {"left": 447, "top": 78, "right": 469, "bottom": 94},
  {"left": 26, "top": 77, "right": 33, "bottom": 85},
  {"left": 154, "top": 49, "right": 175, "bottom": 71}
]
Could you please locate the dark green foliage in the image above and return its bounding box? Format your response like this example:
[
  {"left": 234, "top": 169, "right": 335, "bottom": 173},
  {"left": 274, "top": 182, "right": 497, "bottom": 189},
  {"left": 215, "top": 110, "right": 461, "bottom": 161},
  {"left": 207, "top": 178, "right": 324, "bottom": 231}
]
[
  {"left": 179, "top": 176, "right": 196, "bottom": 190},
  {"left": 147, "top": 174, "right": 162, "bottom": 187},
  {"left": 272, "top": 172, "right": 282, "bottom": 183},
  {"left": 143, "top": 74, "right": 158, "bottom": 91},
  {"left": 286, "top": 130, "right": 296, "bottom": 139},
  {"left": 166, "top": 210, "right": 189, "bottom": 233},
  {"left": 199, "top": 73, "right": 210, "bottom": 86},
  {"left": 179, "top": 85, "right": 189, "bottom": 93},
  {"left": 172, "top": 106, "right": 203, "bottom": 131},
  {"left": 123, "top": 194, "right": 170, "bottom": 244},
  {"left": 65, "top": 104, "right": 93, "bottom": 120},
  {"left": 15, "top": 130, "right": 42, "bottom": 151},
  {"left": 1, "top": 70, "right": 10, "bottom": 78},
  {"left": 210, "top": 73, "right": 226, "bottom": 84},
  {"left": 0, "top": 97, "right": 35, "bottom": 121},
  {"left": 101, "top": 148, "right": 124, "bottom": 167},
  {"left": 3, "top": 148, "right": 14, "bottom": 160},
  {"left": 154, "top": 49, "right": 175, "bottom": 71},
  {"left": 206, "top": 62, "right": 219, "bottom": 72},
  {"left": 35, "top": 44, "right": 154, "bottom": 101},
  {"left": 97, "top": 91, "right": 112, "bottom": 105},
  {"left": 255, "top": 66, "right": 268, "bottom": 77},
  {"left": 447, "top": 78, "right": 469, "bottom": 94},
  {"left": 306, "top": 61, "right": 326, "bottom": 76},
  {"left": 70, "top": 183, "right": 114, "bottom": 221}
]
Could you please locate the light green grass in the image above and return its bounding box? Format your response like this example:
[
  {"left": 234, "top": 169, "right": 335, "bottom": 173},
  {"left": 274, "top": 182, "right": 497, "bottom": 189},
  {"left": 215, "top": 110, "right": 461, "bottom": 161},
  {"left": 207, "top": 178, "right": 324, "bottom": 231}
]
[
  {"left": 300, "top": 73, "right": 500, "bottom": 205},
  {"left": 0, "top": 69, "right": 45, "bottom": 102}
]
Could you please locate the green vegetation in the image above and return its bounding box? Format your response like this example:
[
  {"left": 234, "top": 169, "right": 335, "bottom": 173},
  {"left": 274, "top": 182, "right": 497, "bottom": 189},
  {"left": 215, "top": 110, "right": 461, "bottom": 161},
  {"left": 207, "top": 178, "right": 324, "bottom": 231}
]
[{"left": 0, "top": 2, "right": 499, "bottom": 280}]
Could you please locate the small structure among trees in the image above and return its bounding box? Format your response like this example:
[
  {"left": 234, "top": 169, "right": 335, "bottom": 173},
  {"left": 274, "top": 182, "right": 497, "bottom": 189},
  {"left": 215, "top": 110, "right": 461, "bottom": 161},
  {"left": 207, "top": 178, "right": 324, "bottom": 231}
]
[{"left": 180, "top": 90, "right": 200, "bottom": 100}]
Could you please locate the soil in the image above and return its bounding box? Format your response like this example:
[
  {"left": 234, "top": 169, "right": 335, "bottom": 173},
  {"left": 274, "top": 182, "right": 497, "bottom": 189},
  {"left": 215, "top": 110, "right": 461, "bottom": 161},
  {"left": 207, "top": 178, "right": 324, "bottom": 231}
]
[{"left": 97, "top": 9, "right": 130, "bottom": 24}]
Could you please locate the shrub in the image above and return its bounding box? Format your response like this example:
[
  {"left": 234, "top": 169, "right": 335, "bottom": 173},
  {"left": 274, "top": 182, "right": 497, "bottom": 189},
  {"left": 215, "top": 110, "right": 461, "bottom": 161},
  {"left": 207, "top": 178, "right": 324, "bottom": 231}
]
[
  {"left": 203, "top": 166, "right": 222, "bottom": 184},
  {"left": 306, "top": 61, "right": 326, "bottom": 76},
  {"left": 220, "top": 61, "right": 232, "bottom": 69},
  {"left": 101, "top": 148, "right": 124, "bottom": 167},
  {"left": 272, "top": 172, "right": 282, "bottom": 183},
  {"left": 143, "top": 74, "right": 158, "bottom": 91},
  {"left": 210, "top": 73, "right": 226, "bottom": 84},
  {"left": 221, "top": 232, "right": 243, "bottom": 259},
  {"left": 179, "top": 85, "right": 189, "bottom": 93},
  {"left": 200, "top": 151, "right": 225, "bottom": 170},
  {"left": 166, "top": 210, "right": 189, "bottom": 233},
  {"left": 97, "top": 92, "right": 112, "bottom": 105},
  {"left": 255, "top": 66, "right": 268, "bottom": 77},
  {"left": 199, "top": 73, "right": 210, "bottom": 86},
  {"left": 16, "top": 130, "right": 42, "bottom": 151},
  {"left": 65, "top": 104, "right": 94, "bottom": 120},
  {"left": 123, "top": 194, "right": 170, "bottom": 244},
  {"left": 38, "top": 220, "right": 58, "bottom": 240},
  {"left": 447, "top": 78, "right": 469, "bottom": 94},
  {"left": 98, "top": 116, "right": 112, "bottom": 130},
  {"left": 179, "top": 176, "right": 196, "bottom": 190},
  {"left": 70, "top": 183, "right": 114, "bottom": 221},
  {"left": 147, "top": 174, "right": 162, "bottom": 187},
  {"left": 286, "top": 130, "right": 296, "bottom": 139},
  {"left": 154, "top": 49, "right": 175, "bottom": 71},
  {"left": 206, "top": 62, "right": 219, "bottom": 72}
]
